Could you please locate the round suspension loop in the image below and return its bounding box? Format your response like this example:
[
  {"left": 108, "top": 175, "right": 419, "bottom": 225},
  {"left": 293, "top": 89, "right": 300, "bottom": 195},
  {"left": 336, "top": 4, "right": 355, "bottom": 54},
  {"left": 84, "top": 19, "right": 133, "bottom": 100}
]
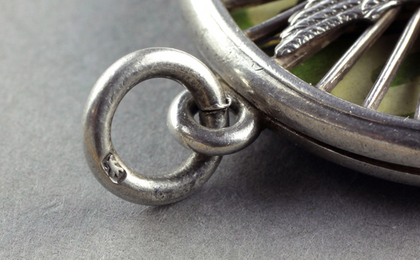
[
  {"left": 83, "top": 48, "right": 230, "bottom": 205},
  {"left": 168, "top": 91, "right": 261, "bottom": 156}
]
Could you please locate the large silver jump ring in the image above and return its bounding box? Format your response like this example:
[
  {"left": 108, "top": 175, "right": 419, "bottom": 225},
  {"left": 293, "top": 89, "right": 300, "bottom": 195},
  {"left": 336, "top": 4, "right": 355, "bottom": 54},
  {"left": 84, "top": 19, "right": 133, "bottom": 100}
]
[
  {"left": 168, "top": 91, "right": 261, "bottom": 156},
  {"left": 83, "top": 48, "right": 229, "bottom": 205}
]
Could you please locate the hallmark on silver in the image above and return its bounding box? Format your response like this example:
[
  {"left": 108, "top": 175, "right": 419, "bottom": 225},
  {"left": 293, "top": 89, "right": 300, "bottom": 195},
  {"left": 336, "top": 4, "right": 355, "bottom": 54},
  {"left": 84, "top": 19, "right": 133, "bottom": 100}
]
[{"left": 101, "top": 153, "right": 127, "bottom": 184}]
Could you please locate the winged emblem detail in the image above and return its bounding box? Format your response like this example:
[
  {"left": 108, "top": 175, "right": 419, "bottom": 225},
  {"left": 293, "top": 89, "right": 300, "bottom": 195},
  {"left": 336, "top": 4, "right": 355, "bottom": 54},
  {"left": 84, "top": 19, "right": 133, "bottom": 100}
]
[{"left": 275, "top": 0, "right": 415, "bottom": 57}]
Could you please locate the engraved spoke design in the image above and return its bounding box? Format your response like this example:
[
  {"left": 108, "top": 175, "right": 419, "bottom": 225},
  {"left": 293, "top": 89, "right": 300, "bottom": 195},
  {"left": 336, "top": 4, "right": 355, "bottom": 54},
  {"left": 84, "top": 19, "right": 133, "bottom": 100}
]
[
  {"left": 362, "top": 7, "right": 420, "bottom": 109},
  {"left": 244, "top": 2, "right": 306, "bottom": 42},
  {"left": 316, "top": 8, "right": 400, "bottom": 92}
]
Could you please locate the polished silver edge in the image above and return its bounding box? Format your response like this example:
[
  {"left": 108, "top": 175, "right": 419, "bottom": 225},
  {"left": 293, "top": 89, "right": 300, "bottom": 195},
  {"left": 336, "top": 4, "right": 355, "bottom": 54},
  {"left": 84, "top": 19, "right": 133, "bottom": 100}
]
[
  {"left": 179, "top": 0, "right": 420, "bottom": 174},
  {"left": 83, "top": 47, "right": 229, "bottom": 205},
  {"left": 167, "top": 90, "right": 261, "bottom": 156},
  {"left": 265, "top": 117, "right": 420, "bottom": 186}
]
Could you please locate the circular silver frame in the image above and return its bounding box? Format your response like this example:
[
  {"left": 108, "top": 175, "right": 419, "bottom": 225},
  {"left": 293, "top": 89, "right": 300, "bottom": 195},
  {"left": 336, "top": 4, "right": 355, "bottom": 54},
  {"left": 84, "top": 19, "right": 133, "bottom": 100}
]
[{"left": 180, "top": 0, "right": 420, "bottom": 185}]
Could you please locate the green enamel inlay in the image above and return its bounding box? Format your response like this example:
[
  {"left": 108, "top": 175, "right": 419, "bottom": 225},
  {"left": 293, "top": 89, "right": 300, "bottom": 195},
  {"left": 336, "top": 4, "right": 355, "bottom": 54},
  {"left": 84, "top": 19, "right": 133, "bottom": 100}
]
[
  {"left": 231, "top": 10, "right": 253, "bottom": 30},
  {"left": 231, "top": 4, "right": 420, "bottom": 117},
  {"left": 290, "top": 37, "right": 356, "bottom": 84},
  {"left": 371, "top": 52, "right": 420, "bottom": 87}
]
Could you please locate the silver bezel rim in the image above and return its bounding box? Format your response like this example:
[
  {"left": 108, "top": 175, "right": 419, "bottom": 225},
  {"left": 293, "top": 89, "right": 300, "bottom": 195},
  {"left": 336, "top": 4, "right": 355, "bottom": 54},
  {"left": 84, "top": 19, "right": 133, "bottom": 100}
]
[{"left": 180, "top": 0, "right": 420, "bottom": 184}]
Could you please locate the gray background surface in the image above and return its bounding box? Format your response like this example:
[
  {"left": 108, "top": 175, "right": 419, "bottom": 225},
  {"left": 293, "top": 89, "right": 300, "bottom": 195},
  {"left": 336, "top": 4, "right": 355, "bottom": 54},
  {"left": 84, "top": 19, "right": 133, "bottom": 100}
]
[{"left": 1, "top": 1, "right": 420, "bottom": 259}]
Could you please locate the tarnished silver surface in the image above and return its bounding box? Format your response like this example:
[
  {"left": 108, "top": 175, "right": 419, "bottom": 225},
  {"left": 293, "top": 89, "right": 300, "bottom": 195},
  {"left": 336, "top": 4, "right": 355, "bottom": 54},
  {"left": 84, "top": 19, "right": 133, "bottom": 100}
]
[
  {"left": 167, "top": 90, "right": 261, "bottom": 156},
  {"left": 180, "top": 0, "right": 420, "bottom": 185},
  {"left": 83, "top": 47, "right": 231, "bottom": 205}
]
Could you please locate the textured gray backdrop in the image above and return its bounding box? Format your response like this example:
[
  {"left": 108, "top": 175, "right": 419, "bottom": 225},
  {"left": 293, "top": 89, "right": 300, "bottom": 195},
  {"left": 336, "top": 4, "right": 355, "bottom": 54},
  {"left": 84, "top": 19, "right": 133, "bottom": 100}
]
[{"left": 1, "top": 0, "right": 420, "bottom": 259}]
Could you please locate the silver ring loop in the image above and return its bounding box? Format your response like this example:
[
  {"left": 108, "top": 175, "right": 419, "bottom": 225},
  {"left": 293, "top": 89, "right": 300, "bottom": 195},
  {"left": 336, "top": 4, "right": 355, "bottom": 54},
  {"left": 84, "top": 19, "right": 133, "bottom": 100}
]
[
  {"left": 83, "top": 48, "right": 229, "bottom": 205},
  {"left": 168, "top": 91, "right": 261, "bottom": 156}
]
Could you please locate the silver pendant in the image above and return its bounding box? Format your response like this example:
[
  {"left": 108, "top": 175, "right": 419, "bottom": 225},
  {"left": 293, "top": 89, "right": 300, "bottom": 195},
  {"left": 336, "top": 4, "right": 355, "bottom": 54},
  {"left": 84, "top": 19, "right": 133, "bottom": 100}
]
[{"left": 83, "top": 0, "right": 420, "bottom": 205}]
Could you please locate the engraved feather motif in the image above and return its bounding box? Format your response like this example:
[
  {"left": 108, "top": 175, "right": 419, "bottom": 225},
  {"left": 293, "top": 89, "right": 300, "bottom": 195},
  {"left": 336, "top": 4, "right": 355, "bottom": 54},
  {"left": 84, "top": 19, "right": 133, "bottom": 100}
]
[{"left": 275, "top": 0, "right": 414, "bottom": 57}]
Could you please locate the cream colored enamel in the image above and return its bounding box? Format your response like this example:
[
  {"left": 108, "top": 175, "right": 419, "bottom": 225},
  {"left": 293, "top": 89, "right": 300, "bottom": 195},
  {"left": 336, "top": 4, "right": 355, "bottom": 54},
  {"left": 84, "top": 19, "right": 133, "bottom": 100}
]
[
  {"left": 331, "top": 35, "right": 420, "bottom": 116},
  {"left": 247, "top": 0, "right": 299, "bottom": 25}
]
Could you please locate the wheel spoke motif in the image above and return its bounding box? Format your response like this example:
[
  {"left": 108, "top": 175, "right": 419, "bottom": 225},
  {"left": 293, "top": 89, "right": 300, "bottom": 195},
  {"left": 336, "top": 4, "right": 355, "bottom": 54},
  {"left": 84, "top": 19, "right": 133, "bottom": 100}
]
[
  {"left": 274, "top": 0, "right": 414, "bottom": 58},
  {"left": 316, "top": 8, "right": 400, "bottom": 92},
  {"left": 231, "top": 0, "right": 420, "bottom": 117},
  {"left": 244, "top": 2, "right": 306, "bottom": 42},
  {"left": 362, "top": 7, "right": 420, "bottom": 109}
]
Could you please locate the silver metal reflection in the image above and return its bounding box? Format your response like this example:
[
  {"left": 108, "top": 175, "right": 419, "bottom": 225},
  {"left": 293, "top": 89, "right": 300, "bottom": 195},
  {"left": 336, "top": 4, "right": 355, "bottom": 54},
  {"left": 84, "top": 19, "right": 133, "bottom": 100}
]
[
  {"left": 167, "top": 90, "right": 261, "bottom": 156},
  {"left": 316, "top": 8, "right": 400, "bottom": 92},
  {"left": 180, "top": 0, "right": 420, "bottom": 187},
  {"left": 363, "top": 6, "right": 420, "bottom": 109},
  {"left": 275, "top": 0, "right": 416, "bottom": 58},
  {"left": 85, "top": 0, "right": 420, "bottom": 206},
  {"left": 244, "top": 2, "right": 306, "bottom": 42},
  {"left": 83, "top": 48, "right": 233, "bottom": 205},
  {"left": 415, "top": 94, "right": 420, "bottom": 119}
]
